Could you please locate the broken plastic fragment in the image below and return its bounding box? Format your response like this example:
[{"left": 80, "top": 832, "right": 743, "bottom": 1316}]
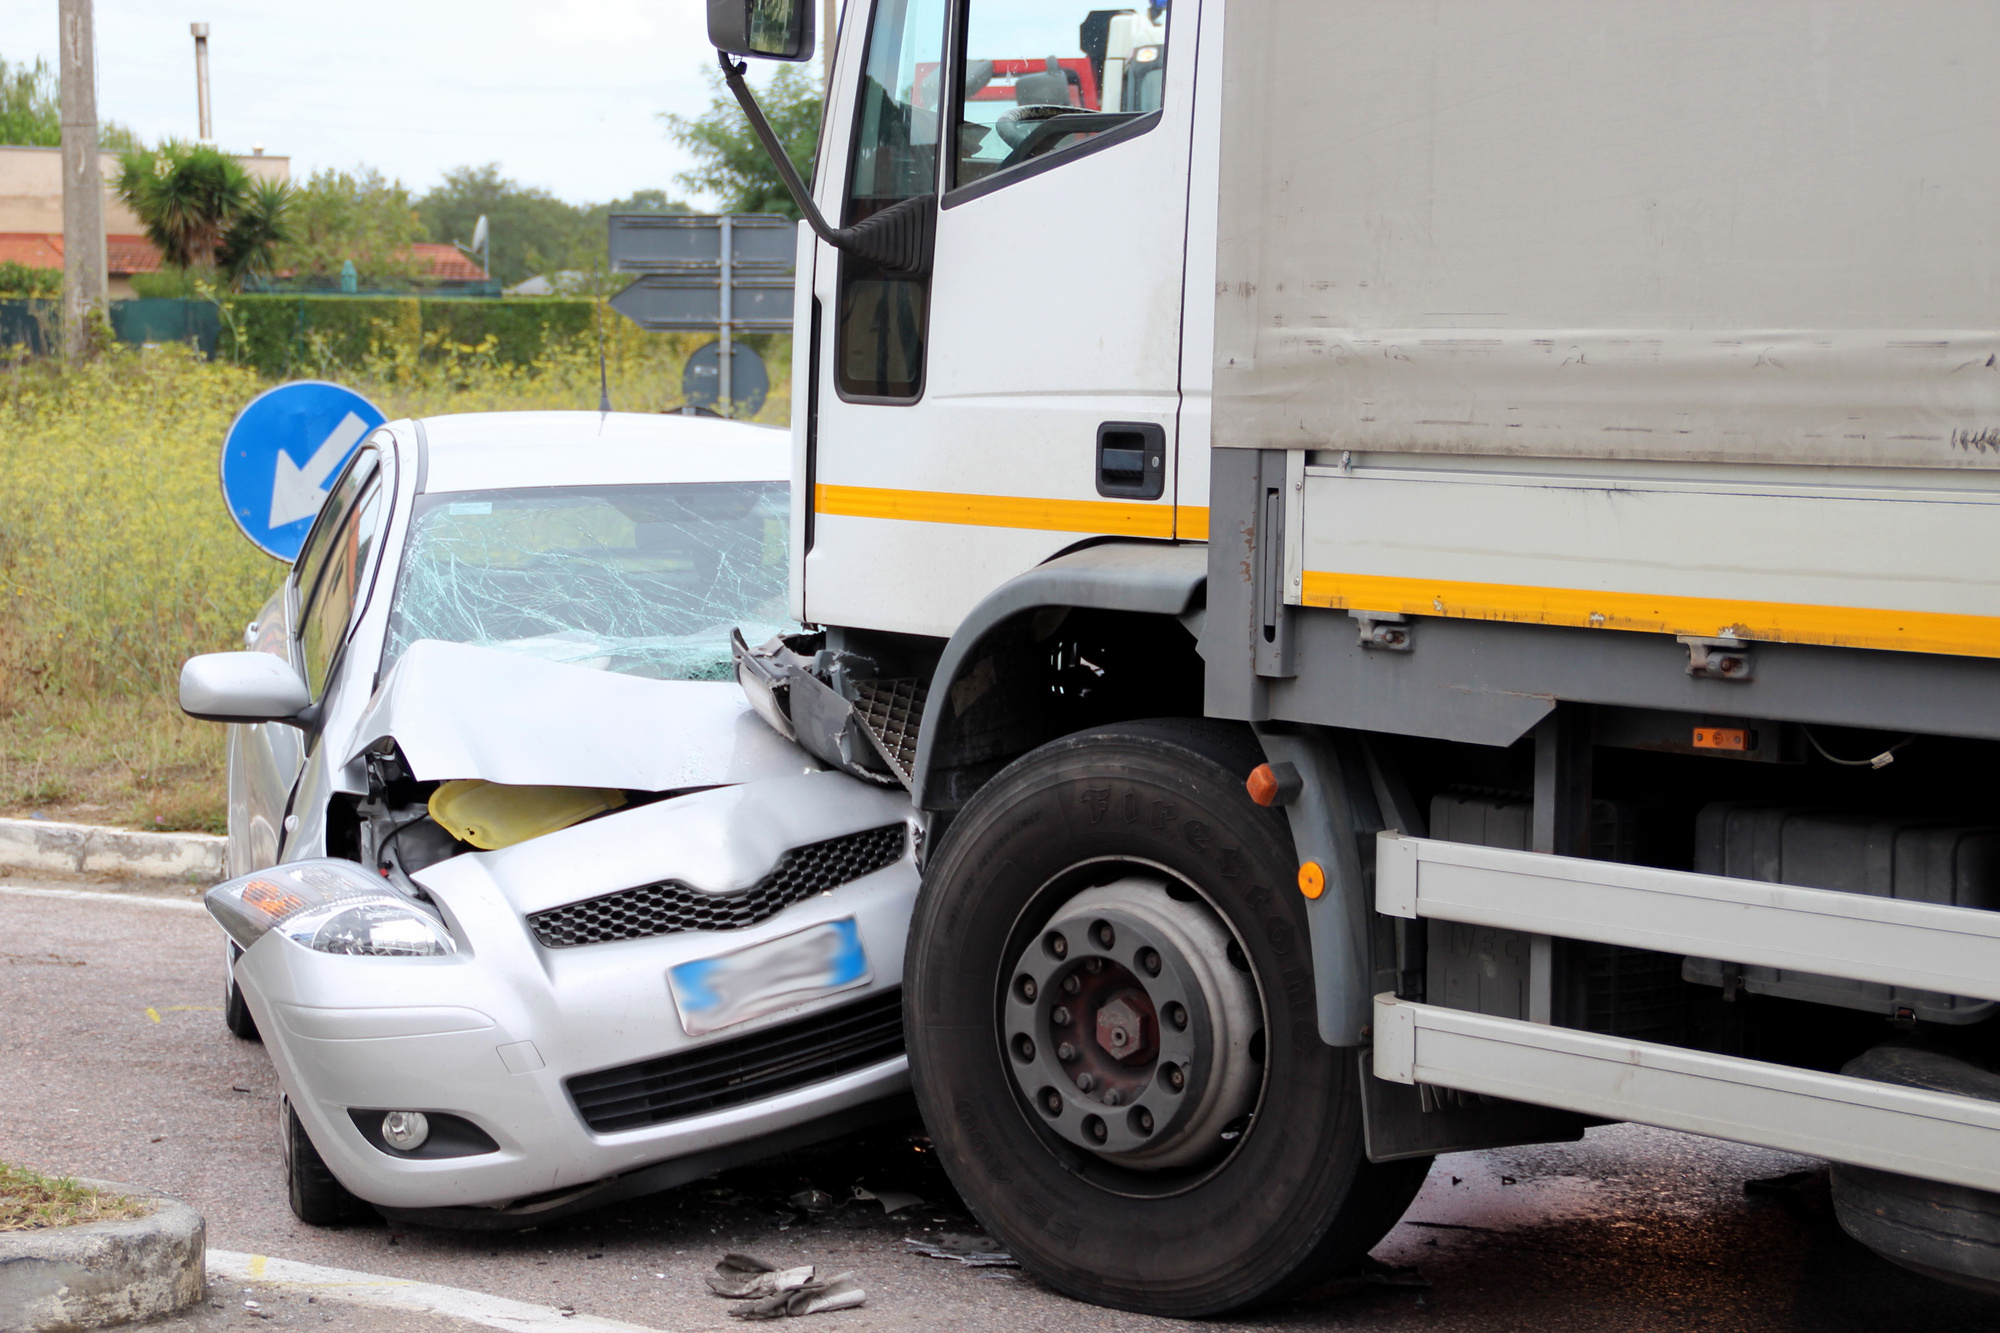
[
  {"left": 851, "top": 1185, "right": 923, "bottom": 1215},
  {"left": 902, "top": 1234, "right": 1018, "bottom": 1267}
]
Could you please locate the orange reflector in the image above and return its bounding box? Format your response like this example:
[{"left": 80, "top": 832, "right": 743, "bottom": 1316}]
[
  {"left": 1246, "top": 763, "right": 1279, "bottom": 807},
  {"left": 1693, "top": 727, "right": 1750, "bottom": 752},
  {"left": 1298, "top": 861, "right": 1326, "bottom": 899}
]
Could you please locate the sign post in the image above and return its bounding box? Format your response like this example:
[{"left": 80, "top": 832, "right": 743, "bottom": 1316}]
[
  {"left": 218, "top": 381, "right": 387, "bottom": 561},
  {"left": 607, "top": 213, "right": 794, "bottom": 417}
]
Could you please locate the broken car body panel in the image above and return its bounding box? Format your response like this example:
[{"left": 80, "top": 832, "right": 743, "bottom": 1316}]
[{"left": 348, "top": 640, "right": 817, "bottom": 791}]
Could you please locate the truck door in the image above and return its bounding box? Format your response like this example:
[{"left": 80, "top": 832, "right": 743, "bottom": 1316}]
[{"left": 805, "top": 0, "right": 1196, "bottom": 637}]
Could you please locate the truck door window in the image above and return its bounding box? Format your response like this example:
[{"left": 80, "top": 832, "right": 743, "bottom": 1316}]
[
  {"left": 836, "top": 0, "right": 948, "bottom": 402},
  {"left": 952, "top": 3, "right": 1167, "bottom": 192}
]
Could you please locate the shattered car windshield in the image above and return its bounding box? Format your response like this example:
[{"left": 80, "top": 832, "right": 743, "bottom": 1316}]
[{"left": 382, "top": 481, "right": 790, "bottom": 681}]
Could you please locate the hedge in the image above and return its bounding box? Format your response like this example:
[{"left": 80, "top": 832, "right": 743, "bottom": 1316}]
[{"left": 214, "top": 296, "right": 609, "bottom": 377}]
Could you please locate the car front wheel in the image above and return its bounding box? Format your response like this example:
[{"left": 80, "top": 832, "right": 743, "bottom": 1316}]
[{"left": 905, "top": 719, "right": 1429, "bottom": 1316}]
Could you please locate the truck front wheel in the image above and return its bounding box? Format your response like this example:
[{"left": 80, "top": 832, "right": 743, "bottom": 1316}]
[{"left": 906, "top": 719, "right": 1429, "bottom": 1315}]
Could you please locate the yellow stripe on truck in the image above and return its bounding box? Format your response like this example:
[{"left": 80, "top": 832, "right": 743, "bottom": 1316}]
[
  {"left": 815, "top": 484, "right": 1194, "bottom": 540},
  {"left": 1301, "top": 570, "right": 2000, "bottom": 660}
]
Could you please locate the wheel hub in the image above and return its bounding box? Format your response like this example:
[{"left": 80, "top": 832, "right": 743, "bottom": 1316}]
[{"left": 1005, "top": 876, "right": 1260, "bottom": 1168}]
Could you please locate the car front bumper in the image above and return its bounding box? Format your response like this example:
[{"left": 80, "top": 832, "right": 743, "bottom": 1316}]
[{"left": 232, "top": 773, "right": 920, "bottom": 1213}]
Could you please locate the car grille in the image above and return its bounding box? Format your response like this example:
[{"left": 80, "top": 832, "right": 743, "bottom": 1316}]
[
  {"left": 527, "top": 824, "right": 907, "bottom": 949},
  {"left": 566, "top": 988, "right": 905, "bottom": 1133}
]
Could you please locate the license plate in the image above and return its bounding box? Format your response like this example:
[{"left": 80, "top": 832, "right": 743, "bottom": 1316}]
[{"left": 668, "top": 918, "right": 870, "bottom": 1037}]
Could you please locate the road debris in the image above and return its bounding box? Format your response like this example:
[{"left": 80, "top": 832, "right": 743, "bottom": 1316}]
[
  {"left": 707, "top": 1253, "right": 867, "bottom": 1319},
  {"left": 852, "top": 1185, "right": 923, "bottom": 1215},
  {"left": 903, "top": 1233, "right": 1018, "bottom": 1267}
]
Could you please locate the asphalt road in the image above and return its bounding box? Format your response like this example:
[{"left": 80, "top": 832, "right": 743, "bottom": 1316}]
[{"left": 4, "top": 874, "right": 1998, "bottom": 1333}]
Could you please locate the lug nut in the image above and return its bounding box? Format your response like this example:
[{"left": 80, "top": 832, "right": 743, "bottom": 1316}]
[
  {"left": 1062, "top": 974, "right": 1081, "bottom": 996},
  {"left": 1167, "top": 1002, "right": 1188, "bottom": 1031},
  {"left": 1046, "top": 932, "right": 1068, "bottom": 959},
  {"left": 1094, "top": 921, "right": 1116, "bottom": 948},
  {"left": 1084, "top": 957, "right": 1104, "bottom": 974},
  {"left": 1165, "top": 1063, "right": 1185, "bottom": 1092},
  {"left": 1013, "top": 1034, "right": 1035, "bottom": 1061},
  {"left": 1042, "top": 1089, "right": 1063, "bottom": 1115},
  {"left": 1051, "top": 1006, "right": 1071, "bottom": 1026},
  {"left": 1058, "top": 1042, "right": 1077, "bottom": 1062},
  {"left": 1017, "top": 975, "right": 1038, "bottom": 1002},
  {"left": 1076, "top": 1072, "right": 1097, "bottom": 1092},
  {"left": 1133, "top": 1107, "right": 1154, "bottom": 1134},
  {"left": 1104, "top": 1089, "right": 1122, "bottom": 1106},
  {"left": 1139, "top": 948, "right": 1161, "bottom": 976},
  {"left": 1085, "top": 1116, "right": 1108, "bottom": 1144}
]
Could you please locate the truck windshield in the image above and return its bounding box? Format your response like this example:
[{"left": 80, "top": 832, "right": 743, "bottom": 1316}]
[{"left": 381, "top": 481, "right": 791, "bottom": 682}]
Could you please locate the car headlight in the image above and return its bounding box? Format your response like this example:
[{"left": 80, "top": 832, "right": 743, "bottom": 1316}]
[{"left": 206, "top": 859, "right": 457, "bottom": 957}]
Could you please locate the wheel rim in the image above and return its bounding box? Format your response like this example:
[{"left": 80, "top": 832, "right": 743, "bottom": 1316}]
[{"left": 1003, "top": 874, "right": 1262, "bottom": 1171}]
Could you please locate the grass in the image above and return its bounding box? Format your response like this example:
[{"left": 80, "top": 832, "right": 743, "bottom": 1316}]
[
  {"left": 0, "top": 1161, "right": 151, "bottom": 1231},
  {"left": 0, "top": 321, "right": 791, "bottom": 834}
]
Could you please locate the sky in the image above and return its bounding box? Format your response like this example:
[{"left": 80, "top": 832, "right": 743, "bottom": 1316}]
[{"left": 0, "top": 0, "right": 825, "bottom": 207}]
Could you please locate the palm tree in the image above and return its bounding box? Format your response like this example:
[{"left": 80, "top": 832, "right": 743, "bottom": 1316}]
[{"left": 117, "top": 143, "right": 292, "bottom": 289}]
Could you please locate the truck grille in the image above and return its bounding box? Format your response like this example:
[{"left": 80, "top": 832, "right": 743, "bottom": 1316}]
[
  {"left": 527, "top": 824, "right": 906, "bottom": 948},
  {"left": 566, "top": 988, "right": 905, "bottom": 1133}
]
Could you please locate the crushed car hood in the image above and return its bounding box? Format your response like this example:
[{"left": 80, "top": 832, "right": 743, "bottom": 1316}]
[{"left": 347, "top": 640, "right": 818, "bottom": 790}]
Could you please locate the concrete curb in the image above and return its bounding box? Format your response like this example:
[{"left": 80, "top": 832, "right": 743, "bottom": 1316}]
[
  {"left": 0, "top": 818, "right": 224, "bottom": 884},
  {"left": 0, "top": 1181, "right": 206, "bottom": 1330}
]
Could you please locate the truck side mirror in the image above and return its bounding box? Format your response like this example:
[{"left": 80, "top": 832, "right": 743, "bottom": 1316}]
[
  {"left": 180, "top": 652, "right": 315, "bottom": 728},
  {"left": 709, "top": 0, "right": 816, "bottom": 61}
]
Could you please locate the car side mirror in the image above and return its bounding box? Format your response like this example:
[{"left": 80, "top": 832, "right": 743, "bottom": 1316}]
[
  {"left": 708, "top": 0, "right": 815, "bottom": 61},
  {"left": 180, "top": 652, "right": 315, "bottom": 728}
]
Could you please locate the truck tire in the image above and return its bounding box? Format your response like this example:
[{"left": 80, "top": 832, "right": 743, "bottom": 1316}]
[
  {"left": 284, "top": 1097, "right": 371, "bottom": 1226},
  {"left": 905, "top": 718, "right": 1430, "bottom": 1315}
]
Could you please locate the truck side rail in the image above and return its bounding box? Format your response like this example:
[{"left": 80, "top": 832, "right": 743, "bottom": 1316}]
[{"left": 1375, "top": 832, "right": 2000, "bottom": 1003}]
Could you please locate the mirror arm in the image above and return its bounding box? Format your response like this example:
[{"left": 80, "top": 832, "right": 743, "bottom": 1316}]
[
  {"left": 717, "top": 50, "right": 934, "bottom": 276},
  {"left": 719, "top": 51, "right": 839, "bottom": 246}
]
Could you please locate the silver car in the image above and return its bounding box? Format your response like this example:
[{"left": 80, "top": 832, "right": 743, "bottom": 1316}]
[{"left": 179, "top": 412, "right": 918, "bottom": 1227}]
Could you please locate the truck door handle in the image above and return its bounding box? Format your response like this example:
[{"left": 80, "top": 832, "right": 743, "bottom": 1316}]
[{"left": 1096, "top": 422, "right": 1166, "bottom": 500}]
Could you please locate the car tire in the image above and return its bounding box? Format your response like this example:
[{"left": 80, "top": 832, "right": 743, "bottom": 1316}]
[
  {"left": 284, "top": 1098, "right": 371, "bottom": 1226},
  {"left": 905, "top": 719, "right": 1431, "bottom": 1316},
  {"left": 224, "top": 942, "right": 260, "bottom": 1042}
]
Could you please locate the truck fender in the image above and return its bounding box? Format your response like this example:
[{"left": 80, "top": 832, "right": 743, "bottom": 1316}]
[{"left": 910, "top": 541, "right": 1208, "bottom": 811}]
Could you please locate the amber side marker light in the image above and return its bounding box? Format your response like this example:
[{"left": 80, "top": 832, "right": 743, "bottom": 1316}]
[
  {"left": 1246, "top": 761, "right": 1303, "bottom": 808},
  {"left": 1693, "top": 727, "right": 1752, "bottom": 752},
  {"left": 1298, "top": 861, "right": 1326, "bottom": 899}
]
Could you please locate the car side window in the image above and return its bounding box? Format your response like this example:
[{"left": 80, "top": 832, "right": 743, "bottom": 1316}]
[
  {"left": 292, "top": 447, "right": 381, "bottom": 623},
  {"left": 297, "top": 472, "right": 386, "bottom": 700},
  {"left": 952, "top": 2, "right": 1167, "bottom": 192}
]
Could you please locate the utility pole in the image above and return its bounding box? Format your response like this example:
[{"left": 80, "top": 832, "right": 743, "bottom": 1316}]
[
  {"left": 191, "top": 23, "right": 213, "bottom": 144},
  {"left": 57, "top": 0, "right": 106, "bottom": 362}
]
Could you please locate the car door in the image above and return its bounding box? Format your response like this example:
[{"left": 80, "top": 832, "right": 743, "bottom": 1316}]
[
  {"left": 260, "top": 446, "right": 388, "bottom": 863},
  {"left": 226, "top": 585, "right": 302, "bottom": 876},
  {"left": 802, "top": 0, "right": 1199, "bottom": 638}
]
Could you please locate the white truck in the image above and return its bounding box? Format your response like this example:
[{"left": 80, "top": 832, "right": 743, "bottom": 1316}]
[{"left": 711, "top": 0, "right": 2000, "bottom": 1314}]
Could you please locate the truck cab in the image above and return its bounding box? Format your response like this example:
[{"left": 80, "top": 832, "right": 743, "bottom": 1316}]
[{"left": 714, "top": 0, "right": 2000, "bottom": 1314}]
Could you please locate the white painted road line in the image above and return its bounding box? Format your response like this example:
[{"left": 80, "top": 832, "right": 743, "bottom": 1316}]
[
  {"left": 0, "top": 884, "right": 207, "bottom": 912},
  {"left": 209, "top": 1251, "right": 670, "bottom": 1333}
]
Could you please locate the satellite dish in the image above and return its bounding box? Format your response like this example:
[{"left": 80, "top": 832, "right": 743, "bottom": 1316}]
[{"left": 471, "top": 215, "right": 489, "bottom": 253}]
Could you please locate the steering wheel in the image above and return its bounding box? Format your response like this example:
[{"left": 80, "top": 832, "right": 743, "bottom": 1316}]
[{"left": 994, "top": 104, "right": 1087, "bottom": 163}]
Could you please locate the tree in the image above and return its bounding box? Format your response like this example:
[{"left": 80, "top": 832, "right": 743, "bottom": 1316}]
[
  {"left": 0, "top": 54, "right": 139, "bottom": 149},
  {"left": 273, "top": 166, "right": 427, "bottom": 283},
  {"left": 115, "top": 142, "right": 292, "bottom": 289},
  {"left": 416, "top": 167, "right": 689, "bottom": 287},
  {"left": 663, "top": 63, "right": 821, "bottom": 217}
]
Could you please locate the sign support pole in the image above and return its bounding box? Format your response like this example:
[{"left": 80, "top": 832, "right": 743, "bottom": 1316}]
[{"left": 719, "top": 214, "right": 734, "bottom": 415}]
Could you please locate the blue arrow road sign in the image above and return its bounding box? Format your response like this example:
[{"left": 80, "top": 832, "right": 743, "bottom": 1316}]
[{"left": 219, "top": 381, "right": 387, "bottom": 561}]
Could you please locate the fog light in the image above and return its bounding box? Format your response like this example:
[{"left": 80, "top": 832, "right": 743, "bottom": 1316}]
[{"left": 381, "top": 1110, "right": 430, "bottom": 1150}]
